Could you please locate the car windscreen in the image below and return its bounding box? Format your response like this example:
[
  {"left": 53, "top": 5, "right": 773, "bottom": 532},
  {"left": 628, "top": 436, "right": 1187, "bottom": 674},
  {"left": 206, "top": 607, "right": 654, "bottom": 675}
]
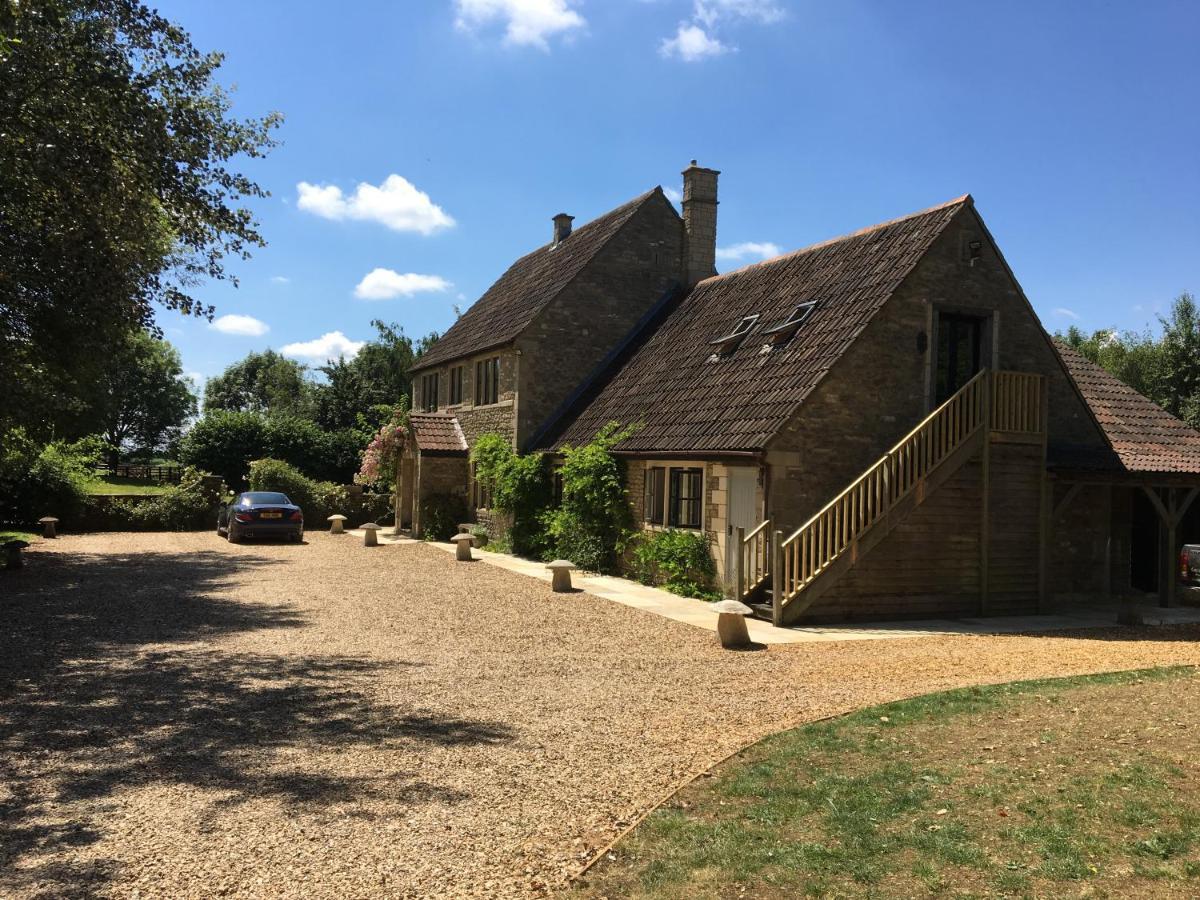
[{"left": 241, "top": 492, "right": 291, "bottom": 505}]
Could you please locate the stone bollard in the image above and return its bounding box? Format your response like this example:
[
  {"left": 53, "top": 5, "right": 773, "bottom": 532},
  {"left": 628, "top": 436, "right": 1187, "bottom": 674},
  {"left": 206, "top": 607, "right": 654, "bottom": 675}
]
[
  {"left": 361, "top": 522, "right": 381, "bottom": 547},
  {"left": 712, "top": 599, "right": 754, "bottom": 649},
  {"left": 328, "top": 514, "right": 347, "bottom": 535},
  {"left": 450, "top": 532, "right": 475, "bottom": 561},
  {"left": 39, "top": 517, "right": 59, "bottom": 539},
  {"left": 457, "top": 523, "right": 473, "bottom": 534},
  {"left": 4, "top": 540, "right": 29, "bottom": 570},
  {"left": 546, "top": 559, "right": 577, "bottom": 593}
]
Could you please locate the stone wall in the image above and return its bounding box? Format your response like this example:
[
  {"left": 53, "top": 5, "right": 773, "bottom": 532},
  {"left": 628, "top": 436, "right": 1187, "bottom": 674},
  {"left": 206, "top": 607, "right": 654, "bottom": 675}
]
[
  {"left": 622, "top": 456, "right": 741, "bottom": 586},
  {"left": 515, "top": 191, "right": 684, "bottom": 449},
  {"left": 412, "top": 350, "right": 518, "bottom": 448},
  {"left": 765, "top": 204, "right": 1108, "bottom": 538}
]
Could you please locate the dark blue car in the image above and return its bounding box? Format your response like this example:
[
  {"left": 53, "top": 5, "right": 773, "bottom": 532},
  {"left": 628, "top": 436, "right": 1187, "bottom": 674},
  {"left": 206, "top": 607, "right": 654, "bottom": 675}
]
[{"left": 217, "top": 491, "right": 304, "bottom": 543}]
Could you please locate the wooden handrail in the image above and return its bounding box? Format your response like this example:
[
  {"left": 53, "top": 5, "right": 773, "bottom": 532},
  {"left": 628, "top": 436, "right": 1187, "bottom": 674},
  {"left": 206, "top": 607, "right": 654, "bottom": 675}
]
[
  {"left": 991, "top": 370, "right": 1045, "bottom": 434},
  {"left": 737, "top": 518, "right": 772, "bottom": 600},
  {"left": 734, "top": 368, "right": 1046, "bottom": 619},
  {"left": 776, "top": 369, "right": 992, "bottom": 611},
  {"left": 766, "top": 369, "right": 1048, "bottom": 615}
]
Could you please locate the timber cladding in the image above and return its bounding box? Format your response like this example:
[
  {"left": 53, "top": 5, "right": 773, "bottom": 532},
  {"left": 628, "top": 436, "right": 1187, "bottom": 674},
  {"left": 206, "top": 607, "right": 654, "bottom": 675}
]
[{"left": 797, "top": 442, "right": 1043, "bottom": 624}]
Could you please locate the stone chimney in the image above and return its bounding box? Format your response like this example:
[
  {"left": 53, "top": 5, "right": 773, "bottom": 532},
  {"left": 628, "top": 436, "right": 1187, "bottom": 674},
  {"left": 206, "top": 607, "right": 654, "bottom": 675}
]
[
  {"left": 552, "top": 213, "right": 574, "bottom": 246},
  {"left": 682, "top": 160, "right": 719, "bottom": 284}
]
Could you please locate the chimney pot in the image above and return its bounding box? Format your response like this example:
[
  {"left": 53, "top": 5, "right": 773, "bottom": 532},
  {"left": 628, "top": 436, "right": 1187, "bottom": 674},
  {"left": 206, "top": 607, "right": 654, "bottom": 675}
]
[
  {"left": 682, "top": 161, "right": 720, "bottom": 285},
  {"left": 552, "top": 213, "right": 574, "bottom": 246}
]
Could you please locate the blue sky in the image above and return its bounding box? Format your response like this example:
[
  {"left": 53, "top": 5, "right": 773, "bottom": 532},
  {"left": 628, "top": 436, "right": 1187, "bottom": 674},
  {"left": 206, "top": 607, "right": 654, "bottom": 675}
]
[{"left": 155, "top": 0, "right": 1200, "bottom": 387}]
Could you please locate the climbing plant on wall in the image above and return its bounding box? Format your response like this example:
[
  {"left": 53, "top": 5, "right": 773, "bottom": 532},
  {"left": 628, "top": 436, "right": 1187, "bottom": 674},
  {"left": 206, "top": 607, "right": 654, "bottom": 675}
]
[{"left": 545, "top": 422, "right": 639, "bottom": 573}]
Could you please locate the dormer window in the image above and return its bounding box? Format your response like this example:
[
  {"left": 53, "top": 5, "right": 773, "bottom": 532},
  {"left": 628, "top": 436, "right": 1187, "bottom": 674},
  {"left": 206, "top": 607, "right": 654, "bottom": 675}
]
[
  {"left": 762, "top": 301, "right": 818, "bottom": 345},
  {"left": 710, "top": 314, "right": 759, "bottom": 354}
]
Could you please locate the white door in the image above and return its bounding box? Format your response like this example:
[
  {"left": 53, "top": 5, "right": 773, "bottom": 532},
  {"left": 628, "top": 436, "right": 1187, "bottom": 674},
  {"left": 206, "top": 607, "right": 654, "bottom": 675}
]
[{"left": 725, "top": 467, "right": 759, "bottom": 586}]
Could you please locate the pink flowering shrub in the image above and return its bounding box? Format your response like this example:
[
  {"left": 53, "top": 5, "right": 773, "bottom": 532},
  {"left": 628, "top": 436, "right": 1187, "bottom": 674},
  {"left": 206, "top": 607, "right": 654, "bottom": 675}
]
[{"left": 356, "top": 403, "right": 409, "bottom": 487}]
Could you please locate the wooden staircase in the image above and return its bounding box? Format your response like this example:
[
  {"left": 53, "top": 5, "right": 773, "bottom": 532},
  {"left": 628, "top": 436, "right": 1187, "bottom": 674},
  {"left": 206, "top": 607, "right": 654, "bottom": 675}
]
[{"left": 736, "top": 370, "right": 1046, "bottom": 626}]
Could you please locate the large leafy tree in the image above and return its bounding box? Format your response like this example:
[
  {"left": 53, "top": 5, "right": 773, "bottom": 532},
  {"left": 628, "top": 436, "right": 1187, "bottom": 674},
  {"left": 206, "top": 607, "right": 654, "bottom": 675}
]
[
  {"left": 86, "top": 329, "right": 197, "bottom": 463},
  {"left": 1059, "top": 292, "right": 1200, "bottom": 428},
  {"left": 315, "top": 320, "right": 438, "bottom": 430},
  {"left": 0, "top": 0, "right": 280, "bottom": 438},
  {"left": 203, "top": 350, "right": 313, "bottom": 418}
]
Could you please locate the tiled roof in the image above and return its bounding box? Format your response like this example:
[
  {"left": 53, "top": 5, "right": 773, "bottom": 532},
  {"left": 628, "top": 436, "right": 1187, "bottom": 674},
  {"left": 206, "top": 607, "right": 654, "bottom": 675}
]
[
  {"left": 543, "top": 196, "right": 971, "bottom": 453},
  {"left": 414, "top": 189, "right": 663, "bottom": 370},
  {"left": 409, "top": 413, "right": 467, "bottom": 454},
  {"left": 1054, "top": 341, "right": 1200, "bottom": 475}
]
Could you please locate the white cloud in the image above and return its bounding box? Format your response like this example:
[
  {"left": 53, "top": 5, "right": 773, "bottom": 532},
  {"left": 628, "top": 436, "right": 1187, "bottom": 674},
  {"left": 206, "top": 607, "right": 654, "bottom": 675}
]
[
  {"left": 716, "top": 241, "right": 783, "bottom": 263},
  {"left": 281, "top": 331, "right": 366, "bottom": 363},
  {"left": 296, "top": 174, "right": 455, "bottom": 235},
  {"left": 354, "top": 268, "right": 453, "bottom": 301},
  {"left": 662, "top": 0, "right": 783, "bottom": 62},
  {"left": 455, "top": 0, "right": 585, "bottom": 49},
  {"left": 210, "top": 314, "right": 270, "bottom": 337},
  {"left": 1053, "top": 307, "right": 1081, "bottom": 320},
  {"left": 270, "top": 275, "right": 290, "bottom": 285},
  {"left": 695, "top": 0, "right": 785, "bottom": 27},
  {"left": 660, "top": 22, "right": 730, "bottom": 61},
  {"left": 663, "top": 186, "right": 682, "bottom": 204}
]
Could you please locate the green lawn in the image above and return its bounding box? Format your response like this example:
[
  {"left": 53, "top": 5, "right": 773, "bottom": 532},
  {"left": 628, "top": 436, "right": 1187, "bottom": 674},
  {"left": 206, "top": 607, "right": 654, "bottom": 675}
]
[
  {"left": 83, "top": 475, "right": 172, "bottom": 496},
  {"left": 575, "top": 666, "right": 1200, "bottom": 899},
  {"left": 0, "top": 530, "right": 37, "bottom": 544}
]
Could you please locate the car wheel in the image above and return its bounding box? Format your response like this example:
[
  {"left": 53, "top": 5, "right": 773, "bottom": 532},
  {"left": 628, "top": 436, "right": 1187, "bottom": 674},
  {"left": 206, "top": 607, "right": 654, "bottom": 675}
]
[
  {"left": 227, "top": 523, "right": 241, "bottom": 544},
  {"left": 292, "top": 529, "right": 304, "bottom": 543}
]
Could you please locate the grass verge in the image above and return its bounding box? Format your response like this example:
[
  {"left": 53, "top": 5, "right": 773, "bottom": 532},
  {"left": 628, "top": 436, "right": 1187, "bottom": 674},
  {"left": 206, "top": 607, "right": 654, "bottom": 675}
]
[
  {"left": 0, "top": 529, "right": 38, "bottom": 544},
  {"left": 84, "top": 475, "right": 172, "bottom": 496},
  {"left": 574, "top": 666, "right": 1200, "bottom": 899}
]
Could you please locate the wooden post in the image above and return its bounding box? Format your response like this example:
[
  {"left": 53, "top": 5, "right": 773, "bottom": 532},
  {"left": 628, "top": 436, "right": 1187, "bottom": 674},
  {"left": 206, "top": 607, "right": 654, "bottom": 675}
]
[
  {"left": 979, "top": 375, "right": 991, "bottom": 616},
  {"left": 1165, "top": 489, "right": 1178, "bottom": 609},
  {"left": 771, "top": 529, "right": 783, "bottom": 627},
  {"left": 735, "top": 526, "right": 746, "bottom": 601},
  {"left": 1037, "top": 473, "right": 1051, "bottom": 613},
  {"left": 1036, "top": 374, "right": 1050, "bottom": 613},
  {"left": 1104, "top": 484, "right": 1113, "bottom": 599}
]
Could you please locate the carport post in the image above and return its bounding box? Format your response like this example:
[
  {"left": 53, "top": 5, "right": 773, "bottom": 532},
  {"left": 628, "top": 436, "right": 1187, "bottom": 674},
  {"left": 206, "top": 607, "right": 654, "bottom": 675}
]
[{"left": 1142, "top": 485, "right": 1199, "bottom": 608}]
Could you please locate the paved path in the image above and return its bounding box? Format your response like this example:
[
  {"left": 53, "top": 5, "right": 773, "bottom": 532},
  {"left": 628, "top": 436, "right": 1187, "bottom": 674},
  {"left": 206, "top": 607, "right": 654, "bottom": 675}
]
[
  {"left": 4, "top": 532, "right": 1200, "bottom": 900},
  {"left": 363, "top": 530, "right": 1200, "bottom": 644}
]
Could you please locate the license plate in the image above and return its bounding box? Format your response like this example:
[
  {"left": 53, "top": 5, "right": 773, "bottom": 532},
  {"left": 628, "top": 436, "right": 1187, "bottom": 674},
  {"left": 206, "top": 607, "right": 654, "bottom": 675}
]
[{"left": 260, "top": 512, "right": 282, "bottom": 519}]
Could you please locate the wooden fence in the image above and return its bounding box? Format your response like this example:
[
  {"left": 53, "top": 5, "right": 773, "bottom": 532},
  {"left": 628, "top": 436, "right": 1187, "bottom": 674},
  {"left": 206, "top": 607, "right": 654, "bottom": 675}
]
[{"left": 92, "top": 463, "right": 183, "bottom": 484}]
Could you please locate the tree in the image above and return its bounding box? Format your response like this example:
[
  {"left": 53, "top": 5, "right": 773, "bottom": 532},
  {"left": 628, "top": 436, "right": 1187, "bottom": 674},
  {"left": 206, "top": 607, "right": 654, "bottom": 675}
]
[
  {"left": 1156, "top": 292, "right": 1200, "bottom": 427},
  {"left": 87, "top": 329, "right": 197, "bottom": 464},
  {"left": 203, "top": 350, "right": 313, "bottom": 418},
  {"left": 314, "top": 321, "right": 439, "bottom": 430},
  {"left": 0, "top": 0, "right": 280, "bottom": 439},
  {"left": 1057, "top": 292, "right": 1200, "bottom": 429}
]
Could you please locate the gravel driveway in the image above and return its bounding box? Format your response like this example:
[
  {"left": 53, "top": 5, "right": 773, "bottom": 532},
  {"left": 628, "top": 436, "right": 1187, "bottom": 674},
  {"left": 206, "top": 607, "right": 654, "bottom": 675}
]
[{"left": 3, "top": 532, "right": 1200, "bottom": 899}]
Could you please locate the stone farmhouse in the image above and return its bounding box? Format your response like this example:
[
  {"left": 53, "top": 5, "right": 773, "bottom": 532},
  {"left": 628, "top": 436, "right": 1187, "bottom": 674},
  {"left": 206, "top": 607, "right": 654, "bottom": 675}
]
[{"left": 404, "top": 162, "right": 1200, "bottom": 624}]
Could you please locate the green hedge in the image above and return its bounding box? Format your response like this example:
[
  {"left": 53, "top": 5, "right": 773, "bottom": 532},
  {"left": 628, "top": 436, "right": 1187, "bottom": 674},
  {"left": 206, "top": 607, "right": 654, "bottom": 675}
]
[
  {"left": 247, "top": 458, "right": 391, "bottom": 526},
  {"left": 75, "top": 467, "right": 222, "bottom": 531},
  {"left": 0, "top": 429, "right": 97, "bottom": 526},
  {"left": 420, "top": 493, "right": 467, "bottom": 542},
  {"left": 629, "top": 529, "right": 720, "bottom": 600},
  {"left": 179, "top": 411, "right": 367, "bottom": 488}
]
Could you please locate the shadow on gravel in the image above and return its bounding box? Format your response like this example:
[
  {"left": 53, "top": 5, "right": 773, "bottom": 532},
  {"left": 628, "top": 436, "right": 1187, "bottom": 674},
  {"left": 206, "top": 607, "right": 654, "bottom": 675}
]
[{"left": 0, "top": 548, "right": 514, "bottom": 897}]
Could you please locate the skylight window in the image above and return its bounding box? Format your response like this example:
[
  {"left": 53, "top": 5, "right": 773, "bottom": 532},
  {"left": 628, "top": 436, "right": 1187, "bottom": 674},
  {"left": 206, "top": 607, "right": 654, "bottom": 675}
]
[
  {"left": 710, "top": 314, "right": 759, "bottom": 353},
  {"left": 763, "top": 301, "right": 818, "bottom": 344}
]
